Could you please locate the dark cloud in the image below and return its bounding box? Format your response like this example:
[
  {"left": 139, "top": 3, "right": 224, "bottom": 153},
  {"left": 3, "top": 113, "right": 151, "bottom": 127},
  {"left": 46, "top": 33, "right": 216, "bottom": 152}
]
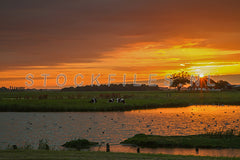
[{"left": 0, "top": 0, "right": 240, "bottom": 70}]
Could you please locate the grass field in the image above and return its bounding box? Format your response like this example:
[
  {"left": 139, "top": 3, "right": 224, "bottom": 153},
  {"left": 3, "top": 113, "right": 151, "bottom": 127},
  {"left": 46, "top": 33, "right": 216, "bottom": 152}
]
[
  {"left": 0, "top": 150, "right": 239, "bottom": 160},
  {"left": 0, "top": 91, "right": 239, "bottom": 112},
  {"left": 121, "top": 132, "right": 240, "bottom": 148}
]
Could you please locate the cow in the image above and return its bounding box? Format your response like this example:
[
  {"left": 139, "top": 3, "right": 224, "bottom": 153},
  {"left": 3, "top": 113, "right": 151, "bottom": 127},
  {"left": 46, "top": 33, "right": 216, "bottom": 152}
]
[
  {"left": 116, "top": 98, "right": 125, "bottom": 104},
  {"left": 109, "top": 98, "right": 114, "bottom": 103},
  {"left": 89, "top": 98, "right": 97, "bottom": 103}
]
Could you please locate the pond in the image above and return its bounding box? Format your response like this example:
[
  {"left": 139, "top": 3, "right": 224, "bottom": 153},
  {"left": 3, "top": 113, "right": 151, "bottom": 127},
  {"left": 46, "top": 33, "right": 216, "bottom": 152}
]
[{"left": 0, "top": 105, "right": 240, "bottom": 157}]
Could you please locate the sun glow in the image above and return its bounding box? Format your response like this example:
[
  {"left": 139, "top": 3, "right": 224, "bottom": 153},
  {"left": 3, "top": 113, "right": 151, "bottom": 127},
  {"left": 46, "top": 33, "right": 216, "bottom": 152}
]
[{"left": 199, "top": 73, "right": 204, "bottom": 78}]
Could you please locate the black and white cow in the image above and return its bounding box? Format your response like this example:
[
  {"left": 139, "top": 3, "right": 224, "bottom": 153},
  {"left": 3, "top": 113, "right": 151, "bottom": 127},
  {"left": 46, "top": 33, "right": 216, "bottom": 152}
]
[
  {"left": 116, "top": 98, "right": 125, "bottom": 104},
  {"left": 109, "top": 98, "right": 114, "bottom": 103},
  {"left": 90, "top": 98, "right": 97, "bottom": 103}
]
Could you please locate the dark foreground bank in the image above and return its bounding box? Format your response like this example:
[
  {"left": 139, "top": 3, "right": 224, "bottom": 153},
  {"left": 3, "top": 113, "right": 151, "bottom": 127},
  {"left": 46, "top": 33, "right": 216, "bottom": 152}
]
[{"left": 0, "top": 150, "right": 239, "bottom": 160}]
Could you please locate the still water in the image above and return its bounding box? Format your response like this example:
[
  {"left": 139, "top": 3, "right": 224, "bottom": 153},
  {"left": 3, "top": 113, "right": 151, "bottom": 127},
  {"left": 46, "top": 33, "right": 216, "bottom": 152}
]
[{"left": 0, "top": 105, "right": 240, "bottom": 157}]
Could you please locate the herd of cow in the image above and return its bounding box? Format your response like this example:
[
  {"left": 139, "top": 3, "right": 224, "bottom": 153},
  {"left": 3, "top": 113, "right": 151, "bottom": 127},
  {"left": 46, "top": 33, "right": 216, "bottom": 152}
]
[{"left": 89, "top": 98, "right": 125, "bottom": 104}]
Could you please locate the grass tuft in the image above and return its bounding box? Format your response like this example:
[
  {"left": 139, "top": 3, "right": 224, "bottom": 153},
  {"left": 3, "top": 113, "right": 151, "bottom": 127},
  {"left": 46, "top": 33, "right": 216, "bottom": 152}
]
[{"left": 62, "top": 139, "right": 98, "bottom": 150}]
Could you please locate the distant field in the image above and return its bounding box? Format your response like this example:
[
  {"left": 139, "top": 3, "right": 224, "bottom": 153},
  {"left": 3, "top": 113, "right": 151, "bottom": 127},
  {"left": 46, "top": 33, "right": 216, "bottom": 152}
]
[
  {"left": 0, "top": 91, "right": 239, "bottom": 112},
  {"left": 0, "top": 150, "right": 238, "bottom": 160}
]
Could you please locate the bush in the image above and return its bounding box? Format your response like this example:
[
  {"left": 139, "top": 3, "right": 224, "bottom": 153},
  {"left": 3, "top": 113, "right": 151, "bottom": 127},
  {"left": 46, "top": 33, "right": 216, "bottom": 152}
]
[
  {"left": 38, "top": 139, "right": 49, "bottom": 150},
  {"left": 62, "top": 139, "right": 98, "bottom": 150}
]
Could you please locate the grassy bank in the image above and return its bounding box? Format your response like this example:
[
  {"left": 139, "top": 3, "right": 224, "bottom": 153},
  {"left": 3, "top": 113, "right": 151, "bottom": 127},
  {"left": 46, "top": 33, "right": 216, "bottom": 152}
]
[
  {"left": 0, "top": 150, "right": 239, "bottom": 160},
  {"left": 0, "top": 91, "right": 239, "bottom": 112},
  {"left": 121, "top": 133, "right": 240, "bottom": 148}
]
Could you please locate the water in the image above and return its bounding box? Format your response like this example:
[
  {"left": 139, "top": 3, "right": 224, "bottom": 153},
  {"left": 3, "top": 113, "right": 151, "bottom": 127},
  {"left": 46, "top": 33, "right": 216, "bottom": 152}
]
[
  {"left": 0, "top": 105, "right": 240, "bottom": 157},
  {"left": 90, "top": 145, "right": 240, "bottom": 157}
]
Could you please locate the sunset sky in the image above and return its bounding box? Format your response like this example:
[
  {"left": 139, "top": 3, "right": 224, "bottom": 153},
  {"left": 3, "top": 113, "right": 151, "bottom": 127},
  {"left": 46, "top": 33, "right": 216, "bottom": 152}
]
[{"left": 0, "top": 0, "right": 240, "bottom": 88}]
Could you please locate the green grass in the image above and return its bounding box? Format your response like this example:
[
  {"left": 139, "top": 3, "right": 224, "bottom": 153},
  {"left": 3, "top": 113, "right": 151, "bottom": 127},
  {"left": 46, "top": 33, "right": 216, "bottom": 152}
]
[
  {"left": 0, "top": 91, "right": 239, "bottom": 112},
  {"left": 121, "top": 132, "right": 240, "bottom": 148},
  {"left": 0, "top": 150, "right": 239, "bottom": 160}
]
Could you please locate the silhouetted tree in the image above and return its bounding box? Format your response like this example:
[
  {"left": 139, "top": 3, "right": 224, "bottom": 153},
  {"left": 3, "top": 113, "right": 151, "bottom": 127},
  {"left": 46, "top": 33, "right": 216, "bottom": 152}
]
[
  {"left": 215, "top": 80, "right": 231, "bottom": 89},
  {"left": 61, "top": 84, "right": 159, "bottom": 92},
  {"left": 170, "top": 71, "right": 190, "bottom": 91}
]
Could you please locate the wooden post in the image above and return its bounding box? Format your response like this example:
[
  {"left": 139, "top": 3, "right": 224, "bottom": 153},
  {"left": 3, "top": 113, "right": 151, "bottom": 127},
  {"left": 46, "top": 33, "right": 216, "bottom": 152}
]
[
  {"left": 106, "top": 143, "right": 110, "bottom": 152},
  {"left": 137, "top": 147, "right": 140, "bottom": 153},
  {"left": 195, "top": 147, "right": 199, "bottom": 154}
]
